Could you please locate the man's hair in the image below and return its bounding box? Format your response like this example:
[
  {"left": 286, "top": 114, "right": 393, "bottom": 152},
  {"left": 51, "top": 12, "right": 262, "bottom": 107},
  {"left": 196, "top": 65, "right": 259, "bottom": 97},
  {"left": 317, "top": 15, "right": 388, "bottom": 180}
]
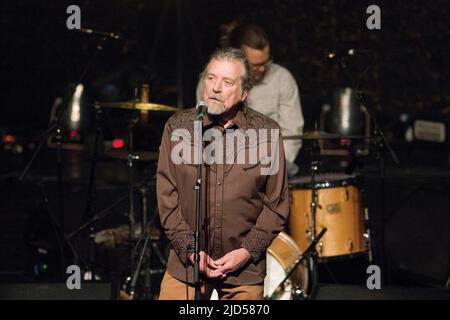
[
  {"left": 227, "top": 23, "right": 269, "bottom": 50},
  {"left": 201, "top": 47, "right": 253, "bottom": 93}
]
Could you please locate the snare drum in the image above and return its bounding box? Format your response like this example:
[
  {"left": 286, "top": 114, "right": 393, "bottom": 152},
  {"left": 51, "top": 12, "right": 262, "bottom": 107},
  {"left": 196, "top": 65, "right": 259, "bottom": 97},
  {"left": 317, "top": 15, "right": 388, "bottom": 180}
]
[
  {"left": 264, "top": 231, "right": 310, "bottom": 300},
  {"left": 289, "top": 173, "right": 367, "bottom": 258}
]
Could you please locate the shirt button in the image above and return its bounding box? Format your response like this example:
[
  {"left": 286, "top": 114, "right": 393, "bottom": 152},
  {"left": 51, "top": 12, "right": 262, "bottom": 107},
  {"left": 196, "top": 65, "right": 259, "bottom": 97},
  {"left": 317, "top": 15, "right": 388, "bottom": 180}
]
[
  {"left": 218, "top": 181, "right": 222, "bottom": 185},
  {"left": 215, "top": 225, "right": 220, "bottom": 230}
]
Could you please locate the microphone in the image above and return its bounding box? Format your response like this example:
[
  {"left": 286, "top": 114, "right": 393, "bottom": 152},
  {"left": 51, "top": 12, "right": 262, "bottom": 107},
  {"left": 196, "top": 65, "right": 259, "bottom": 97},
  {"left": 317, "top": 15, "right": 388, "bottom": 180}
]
[
  {"left": 78, "top": 28, "right": 123, "bottom": 40},
  {"left": 196, "top": 101, "right": 207, "bottom": 120}
]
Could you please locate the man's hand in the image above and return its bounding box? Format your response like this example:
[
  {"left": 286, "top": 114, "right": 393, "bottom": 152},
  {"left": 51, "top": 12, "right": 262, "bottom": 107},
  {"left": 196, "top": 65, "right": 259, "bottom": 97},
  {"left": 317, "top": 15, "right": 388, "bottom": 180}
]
[
  {"left": 214, "top": 248, "right": 251, "bottom": 279},
  {"left": 189, "top": 251, "right": 225, "bottom": 279}
]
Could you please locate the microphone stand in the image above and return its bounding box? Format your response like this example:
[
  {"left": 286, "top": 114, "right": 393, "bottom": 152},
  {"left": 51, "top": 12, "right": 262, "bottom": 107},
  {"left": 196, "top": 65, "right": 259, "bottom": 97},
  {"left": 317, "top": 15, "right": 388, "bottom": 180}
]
[
  {"left": 18, "top": 37, "right": 106, "bottom": 278},
  {"left": 193, "top": 107, "right": 206, "bottom": 300},
  {"left": 359, "top": 103, "right": 399, "bottom": 285},
  {"left": 82, "top": 103, "right": 102, "bottom": 279},
  {"left": 339, "top": 55, "right": 400, "bottom": 285}
]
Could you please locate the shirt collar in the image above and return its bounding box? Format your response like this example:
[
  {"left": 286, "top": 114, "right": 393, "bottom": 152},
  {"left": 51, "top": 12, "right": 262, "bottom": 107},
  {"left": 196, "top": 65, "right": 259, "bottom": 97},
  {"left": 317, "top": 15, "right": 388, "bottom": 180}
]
[{"left": 202, "top": 104, "right": 248, "bottom": 130}]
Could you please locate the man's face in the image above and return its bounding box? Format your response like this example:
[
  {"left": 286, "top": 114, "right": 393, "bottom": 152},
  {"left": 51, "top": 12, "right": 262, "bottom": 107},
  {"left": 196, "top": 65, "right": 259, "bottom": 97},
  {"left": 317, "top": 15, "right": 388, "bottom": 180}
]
[
  {"left": 203, "top": 58, "right": 248, "bottom": 115},
  {"left": 242, "top": 45, "right": 271, "bottom": 84}
]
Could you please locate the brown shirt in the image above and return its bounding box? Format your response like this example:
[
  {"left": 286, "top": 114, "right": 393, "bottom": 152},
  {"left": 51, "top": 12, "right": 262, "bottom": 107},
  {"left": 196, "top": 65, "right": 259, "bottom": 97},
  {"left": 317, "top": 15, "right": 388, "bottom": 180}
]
[{"left": 156, "top": 105, "right": 289, "bottom": 286}]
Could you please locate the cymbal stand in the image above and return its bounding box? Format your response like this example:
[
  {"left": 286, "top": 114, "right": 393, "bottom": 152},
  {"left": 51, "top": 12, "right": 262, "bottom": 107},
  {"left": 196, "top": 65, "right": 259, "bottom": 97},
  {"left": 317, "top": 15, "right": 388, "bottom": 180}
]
[
  {"left": 127, "top": 112, "right": 140, "bottom": 239},
  {"left": 307, "top": 138, "right": 322, "bottom": 298},
  {"left": 18, "top": 38, "right": 106, "bottom": 278},
  {"left": 310, "top": 141, "right": 320, "bottom": 243},
  {"left": 83, "top": 103, "right": 102, "bottom": 279},
  {"left": 338, "top": 52, "right": 400, "bottom": 285},
  {"left": 129, "top": 182, "right": 150, "bottom": 300},
  {"left": 128, "top": 185, "right": 166, "bottom": 300},
  {"left": 123, "top": 111, "right": 141, "bottom": 293},
  {"left": 125, "top": 110, "right": 164, "bottom": 299}
]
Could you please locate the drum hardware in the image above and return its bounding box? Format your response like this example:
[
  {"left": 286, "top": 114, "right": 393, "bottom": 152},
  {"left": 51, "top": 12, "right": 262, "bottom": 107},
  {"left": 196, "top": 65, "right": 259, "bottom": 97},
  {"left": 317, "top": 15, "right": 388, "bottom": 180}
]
[
  {"left": 348, "top": 240, "right": 353, "bottom": 251},
  {"left": 98, "top": 96, "right": 177, "bottom": 162},
  {"left": 285, "top": 131, "right": 369, "bottom": 258},
  {"left": 264, "top": 232, "right": 312, "bottom": 300},
  {"left": 284, "top": 131, "right": 341, "bottom": 140},
  {"left": 66, "top": 192, "right": 130, "bottom": 272},
  {"left": 305, "top": 223, "right": 311, "bottom": 239},
  {"left": 126, "top": 187, "right": 167, "bottom": 300},
  {"left": 267, "top": 227, "right": 327, "bottom": 300},
  {"left": 292, "top": 285, "right": 308, "bottom": 300},
  {"left": 98, "top": 101, "right": 178, "bottom": 112},
  {"left": 128, "top": 229, "right": 150, "bottom": 300},
  {"left": 290, "top": 174, "right": 367, "bottom": 259},
  {"left": 337, "top": 57, "right": 400, "bottom": 284},
  {"left": 66, "top": 86, "right": 172, "bottom": 297},
  {"left": 287, "top": 125, "right": 369, "bottom": 262},
  {"left": 18, "top": 35, "right": 111, "bottom": 277},
  {"left": 116, "top": 86, "right": 172, "bottom": 300},
  {"left": 308, "top": 133, "right": 321, "bottom": 296},
  {"left": 283, "top": 131, "right": 375, "bottom": 141}
]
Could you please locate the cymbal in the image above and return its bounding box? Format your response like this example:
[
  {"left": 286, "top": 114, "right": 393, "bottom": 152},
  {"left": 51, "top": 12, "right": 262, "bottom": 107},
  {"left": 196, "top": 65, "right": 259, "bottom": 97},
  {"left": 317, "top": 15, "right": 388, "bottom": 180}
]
[
  {"left": 284, "top": 130, "right": 372, "bottom": 140},
  {"left": 105, "top": 149, "right": 159, "bottom": 161},
  {"left": 284, "top": 131, "right": 341, "bottom": 140},
  {"left": 98, "top": 101, "right": 178, "bottom": 112}
]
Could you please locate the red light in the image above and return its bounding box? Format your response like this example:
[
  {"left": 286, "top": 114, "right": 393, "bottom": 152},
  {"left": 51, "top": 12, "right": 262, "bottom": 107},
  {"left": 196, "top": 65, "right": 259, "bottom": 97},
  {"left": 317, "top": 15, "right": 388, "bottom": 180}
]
[
  {"left": 70, "top": 130, "right": 79, "bottom": 138},
  {"left": 4, "top": 134, "right": 15, "bottom": 143},
  {"left": 340, "top": 138, "right": 350, "bottom": 144},
  {"left": 113, "top": 139, "right": 125, "bottom": 149}
]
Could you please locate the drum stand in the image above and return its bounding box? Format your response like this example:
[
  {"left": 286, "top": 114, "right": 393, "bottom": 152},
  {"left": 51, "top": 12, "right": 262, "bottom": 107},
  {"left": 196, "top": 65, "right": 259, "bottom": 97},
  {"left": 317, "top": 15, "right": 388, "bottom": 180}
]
[
  {"left": 123, "top": 114, "right": 167, "bottom": 300},
  {"left": 307, "top": 139, "right": 322, "bottom": 299},
  {"left": 309, "top": 140, "right": 321, "bottom": 245},
  {"left": 127, "top": 184, "right": 167, "bottom": 300},
  {"left": 269, "top": 227, "right": 327, "bottom": 300}
]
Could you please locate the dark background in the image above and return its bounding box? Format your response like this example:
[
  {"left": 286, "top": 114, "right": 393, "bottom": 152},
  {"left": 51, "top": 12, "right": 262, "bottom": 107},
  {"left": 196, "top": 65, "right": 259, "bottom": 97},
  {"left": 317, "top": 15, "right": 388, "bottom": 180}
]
[
  {"left": 1, "top": 0, "right": 449, "bottom": 297},
  {"left": 2, "top": 0, "right": 449, "bottom": 126}
]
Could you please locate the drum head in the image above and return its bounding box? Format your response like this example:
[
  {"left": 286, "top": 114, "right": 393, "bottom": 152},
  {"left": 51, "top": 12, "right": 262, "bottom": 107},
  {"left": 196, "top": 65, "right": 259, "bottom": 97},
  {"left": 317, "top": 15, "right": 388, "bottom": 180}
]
[
  {"left": 264, "top": 232, "right": 309, "bottom": 300},
  {"left": 289, "top": 173, "right": 358, "bottom": 189}
]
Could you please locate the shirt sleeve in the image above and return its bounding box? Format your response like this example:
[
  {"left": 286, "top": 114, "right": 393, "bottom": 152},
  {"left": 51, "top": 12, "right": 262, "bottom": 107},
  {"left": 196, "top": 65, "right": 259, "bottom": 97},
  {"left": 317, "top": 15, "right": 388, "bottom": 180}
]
[
  {"left": 277, "top": 69, "right": 304, "bottom": 163},
  {"left": 240, "top": 131, "right": 290, "bottom": 262},
  {"left": 156, "top": 120, "right": 195, "bottom": 264}
]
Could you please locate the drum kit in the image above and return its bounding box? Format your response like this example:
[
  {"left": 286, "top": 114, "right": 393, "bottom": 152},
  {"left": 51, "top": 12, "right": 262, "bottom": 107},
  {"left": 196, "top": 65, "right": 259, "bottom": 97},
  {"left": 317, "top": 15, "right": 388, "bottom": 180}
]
[
  {"left": 90, "top": 99, "right": 374, "bottom": 300},
  {"left": 63, "top": 83, "right": 381, "bottom": 300},
  {"left": 264, "top": 129, "right": 375, "bottom": 300},
  {"left": 64, "top": 85, "right": 178, "bottom": 299}
]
